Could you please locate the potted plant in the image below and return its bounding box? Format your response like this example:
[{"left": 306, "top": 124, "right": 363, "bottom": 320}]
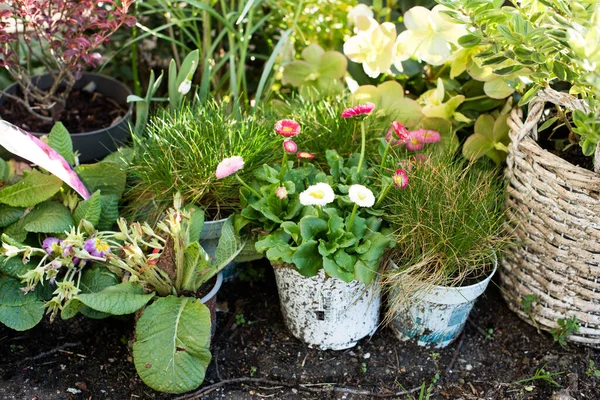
[
  {"left": 2, "top": 193, "right": 244, "bottom": 393},
  {"left": 383, "top": 151, "right": 509, "bottom": 348},
  {"left": 0, "top": 0, "right": 136, "bottom": 162},
  {"left": 228, "top": 104, "right": 398, "bottom": 350},
  {"left": 438, "top": 0, "right": 600, "bottom": 346},
  {"left": 0, "top": 120, "right": 127, "bottom": 330}
]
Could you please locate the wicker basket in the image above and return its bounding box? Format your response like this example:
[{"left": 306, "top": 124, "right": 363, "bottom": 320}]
[{"left": 502, "top": 87, "right": 600, "bottom": 347}]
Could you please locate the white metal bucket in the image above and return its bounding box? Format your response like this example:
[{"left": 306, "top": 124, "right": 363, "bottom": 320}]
[
  {"left": 390, "top": 259, "right": 497, "bottom": 348},
  {"left": 273, "top": 266, "right": 381, "bottom": 350}
]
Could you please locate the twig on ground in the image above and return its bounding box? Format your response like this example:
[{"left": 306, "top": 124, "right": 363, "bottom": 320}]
[
  {"left": 468, "top": 317, "right": 491, "bottom": 339},
  {"left": 445, "top": 333, "right": 466, "bottom": 377},
  {"left": 22, "top": 342, "right": 82, "bottom": 363},
  {"left": 174, "top": 377, "right": 423, "bottom": 399}
]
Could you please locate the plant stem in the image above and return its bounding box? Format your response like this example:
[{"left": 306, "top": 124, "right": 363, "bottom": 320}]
[
  {"left": 463, "top": 94, "right": 489, "bottom": 102},
  {"left": 235, "top": 174, "right": 262, "bottom": 198},
  {"left": 347, "top": 203, "right": 358, "bottom": 231},
  {"left": 356, "top": 120, "right": 367, "bottom": 175},
  {"left": 375, "top": 181, "right": 393, "bottom": 206},
  {"left": 380, "top": 139, "right": 393, "bottom": 171},
  {"left": 279, "top": 151, "right": 288, "bottom": 181}
]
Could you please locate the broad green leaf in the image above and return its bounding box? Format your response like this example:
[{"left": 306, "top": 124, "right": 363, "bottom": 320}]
[
  {"left": 133, "top": 296, "right": 212, "bottom": 393},
  {"left": 0, "top": 204, "right": 24, "bottom": 228},
  {"left": 474, "top": 114, "right": 495, "bottom": 139},
  {"left": 0, "top": 158, "right": 7, "bottom": 181},
  {"left": 484, "top": 78, "right": 515, "bottom": 99},
  {"left": 76, "top": 162, "right": 127, "bottom": 198},
  {"left": 319, "top": 51, "right": 347, "bottom": 79},
  {"left": 389, "top": 98, "right": 422, "bottom": 129},
  {"left": 0, "top": 169, "right": 63, "bottom": 207},
  {"left": 0, "top": 256, "right": 32, "bottom": 278},
  {"left": 352, "top": 85, "right": 380, "bottom": 106},
  {"left": 77, "top": 282, "right": 154, "bottom": 315},
  {"left": 47, "top": 122, "right": 75, "bottom": 166},
  {"left": 462, "top": 133, "right": 494, "bottom": 161},
  {"left": 292, "top": 240, "right": 321, "bottom": 277},
  {"left": 356, "top": 232, "right": 392, "bottom": 284},
  {"left": 492, "top": 114, "right": 510, "bottom": 143},
  {"left": 379, "top": 81, "right": 406, "bottom": 109},
  {"left": 0, "top": 276, "right": 44, "bottom": 330},
  {"left": 323, "top": 256, "right": 354, "bottom": 282},
  {"left": 299, "top": 216, "right": 328, "bottom": 241},
  {"left": 23, "top": 201, "right": 74, "bottom": 233},
  {"left": 181, "top": 242, "right": 210, "bottom": 291},
  {"left": 458, "top": 34, "right": 482, "bottom": 48},
  {"left": 96, "top": 194, "right": 119, "bottom": 230},
  {"left": 187, "top": 206, "right": 204, "bottom": 244},
  {"left": 78, "top": 265, "right": 120, "bottom": 319},
  {"left": 73, "top": 190, "right": 102, "bottom": 227},
  {"left": 61, "top": 298, "right": 83, "bottom": 320},
  {"left": 282, "top": 60, "right": 314, "bottom": 87},
  {"left": 301, "top": 44, "right": 325, "bottom": 66},
  {"left": 3, "top": 219, "right": 28, "bottom": 242},
  {"left": 102, "top": 147, "right": 135, "bottom": 167}
]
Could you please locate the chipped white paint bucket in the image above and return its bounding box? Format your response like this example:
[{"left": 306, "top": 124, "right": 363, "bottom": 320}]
[
  {"left": 390, "top": 258, "right": 497, "bottom": 348},
  {"left": 273, "top": 265, "right": 380, "bottom": 350}
]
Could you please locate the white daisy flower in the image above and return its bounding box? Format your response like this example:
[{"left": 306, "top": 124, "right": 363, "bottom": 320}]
[
  {"left": 348, "top": 184, "right": 375, "bottom": 207},
  {"left": 299, "top": 183, "right": 335, "bottom": 206}
]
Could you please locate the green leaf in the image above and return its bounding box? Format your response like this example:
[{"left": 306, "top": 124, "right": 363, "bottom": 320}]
[
  {"left": 458, "top": 34, "right": 482, "bottom": 48},
  {"left": 538, "top": 117, "right": 559, "bottom": 132},
  {"left": 0, "top": 276, "right": 44, "bottom": 330},
  {"left": 78, "top": 265, "right": 120, "bottom": 319},
  {"left": 76, "top": 162, "right": 126, "bottom": 198},
  {"left": 77, "top": 282, "right": 154, "bottom": 315},
  {"left": 0, "top": 158, "right": 7, "bottom": 181},
  {"left": 133, "top": 296, "right": 212, "bottom": 393},
  {"left": 356, "top": 232, "right": 391, "bottom": 284},
  {"left": 23, "top": 201, "right": 74, "bottom": 233},
  {"left": 388, "top": 98, "right": 422, "bottom": 129},
  {"left": 299, "top": 216, "right": 328, "bottom": 241},
  {"left": 0, "top": 256, "right": 32, "bottom": 278},
  {"left": 73, "top": 190, "right": 102, "bottom": 227},
  {"left": 301, "top": 44, "right": 325, "bottom": 66},
  {"left": 292, "top": 240, "right": 322, "bottom": 277},
  {"left": 3, "top": 219, "right": 28, "bottom": 242},
  {"left": 323, "top": 256, "right": 354, "bottom": 282},
  {"left": 463, "top": 133, "right": 494, "bottom": 161},
  {"left": 214, "top": 217, "right": 243, "bottom": 269},
  {"left": 282, "top": 60, "right": 314, "bottom": 87},
  {"left": 319, "top": 51, "right": 347, "bottom": 79},
  {"left": 187, "top": 207, "right": 204, "bottom": 244},
  {"left": 61, "top": 298, "right": 83, "bottom": 320},
  {"left": 0, "top": 204, "right": 24, "bottom": 228},
  {"left": 518, "top": 85, "right": 540, "bottom": 106},
  {"left": 47, "top": 122, "right": 75, "bottom": 166},
  {"left": 96, "top": 194, "right": 119, "bottom": 230},
  {"left": 183, "top": 242, "right": 211, "bottom": 291},
  {"left": 484, "top": 78, "right": 515, "bottom": 99},
  {"left": 0, "top": 169, "right": 63, "bottom": 207}
]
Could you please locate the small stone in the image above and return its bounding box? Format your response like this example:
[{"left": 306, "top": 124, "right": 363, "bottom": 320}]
[
  {"left": 66, "top": 388, "right": 81, "bottom": 395},
  {"left": 292, "top": 389, "right": 298, "bottom": 394},
  {"left": 400, "top": 368, "right": 406, "bottom": 373},
  {"left": 363, "top": 353, "right": 371, "bottom": 359},
  {"left": 466, "top": 364, "right": 473, "bottom": 371},
  {"left": 108, "top": 358, "right": 115, "bottom": 363}
]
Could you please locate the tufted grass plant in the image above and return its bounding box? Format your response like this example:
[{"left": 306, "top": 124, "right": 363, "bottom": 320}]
[
  {"left": 125, "top": 100, "right": 279, "bottom": 221},
  {"left": 383, "top": 151, "right": 511, "bottom": 316}
]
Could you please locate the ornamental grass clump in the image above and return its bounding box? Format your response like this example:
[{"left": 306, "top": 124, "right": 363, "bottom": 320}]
[
  {"left": 125, "top": 100, "right": 280, "bottom": 220},
  {"left": 383, "top": 151, "right": 510, "bottom": 312}
]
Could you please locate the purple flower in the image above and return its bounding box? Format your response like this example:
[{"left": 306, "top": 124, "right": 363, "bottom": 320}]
[
  {"left": 84, "top": 238, "right": 111, "bottom": 257},
  {"left": 42, "top": 237, "right": 61, "bottom": 254}
]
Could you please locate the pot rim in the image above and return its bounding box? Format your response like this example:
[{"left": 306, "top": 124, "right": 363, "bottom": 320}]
[
  {"left": 199, "top": 271, "right": 223, "bottom": 304},
  {"left": 1, "top": 72, "right": 133, "bottom": 137}
]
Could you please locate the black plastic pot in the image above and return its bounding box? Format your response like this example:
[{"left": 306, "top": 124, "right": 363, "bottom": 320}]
[{"left": 0, "top": 73, "right": 133, "bottom": 163}]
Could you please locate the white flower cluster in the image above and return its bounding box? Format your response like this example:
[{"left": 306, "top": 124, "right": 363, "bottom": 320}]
[{"left": 343, "top": 5, "right": 467, "bottom": 78}]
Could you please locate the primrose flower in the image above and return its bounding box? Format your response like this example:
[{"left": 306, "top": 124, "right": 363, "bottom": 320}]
[
  {"left": 276, "top": 186, "right": 288, "bottom": 199},
  {"left": 297, "top": 151, "right": 315, "bottom": 160},
  {"left": 84, "top": 238, "right": 111, "bottom": 258},
  {"left": 283, "top": 139, "right": 297, "bottom": 154},
  {"left": 299, "top": 183, "right": 335, "bottom": 206},
  {"left": 347, "top": 4, "right": 374, "bottom": 27},
  {"left": 348, "top": 184, "right": 375, "bottom": 207},
  {"left": 275, "top": 119, "right": 301, "bottom": 137},
  {"left": 385, "top": 121, "right": 410, "bottom": 145},
  {"left": 178, "top": 79, "right": 192, "bottom": 95},
  {"left": 42, "top": 237, "right": 62, "bottom": 255},
  {"left": 393, "top": 169, "right": 409, "bottom": 189},
  {"left": 393, "top": 5, "right": 468, "bottom": 68},
  {"left": 344, "top": 17, "right": 397, "bottom": 78},
  {"left": 341, "top": 102, "right": 375, "bottom": 118},
  {"left": 216, "top": 156, "right": 245, "bottom": 179}
]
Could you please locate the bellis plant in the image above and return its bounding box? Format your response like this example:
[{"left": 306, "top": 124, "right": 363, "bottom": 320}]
[{"left": 232, "top": 107, "right": 403, "bottom": 284}]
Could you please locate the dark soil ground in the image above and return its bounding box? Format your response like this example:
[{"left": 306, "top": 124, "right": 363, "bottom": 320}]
[{"left": 1, "top": 261, "right": 599, "bottom": 400}]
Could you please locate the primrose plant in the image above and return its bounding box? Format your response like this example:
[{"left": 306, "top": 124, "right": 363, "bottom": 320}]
[
  {"left": 2, "top": 194, "right": 244, "bottom": 393},
  {"left": 222, "top": 103, "right": 411, "bottom": 284}
]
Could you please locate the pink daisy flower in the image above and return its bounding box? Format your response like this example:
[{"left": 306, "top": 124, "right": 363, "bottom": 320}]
[
  {"left": 393, "top": 169, "right": 409, "bottom": 189},
  {"left": 341, "top": 102, "right": 375, "bottom": 118},
  {"left": 297, "top": 152, "right": 315, "bottom": 160},
  {"left": 216, "top": 156, "right": 245, "bottom": 179},
  {"left": 405, "top": 135, "right": 424, "bottom": 152},
  {"left": 275, "top": 119, "right": 301, "bottom": 137},
  {"left": 283, "top": 139, "right": 297, "bottom": 154},
  {"left": 412, "top": 128, "right": 441, "bottom": 144},
  {"left": 385, "top": 121, "right": 410, "bottom": 146}
]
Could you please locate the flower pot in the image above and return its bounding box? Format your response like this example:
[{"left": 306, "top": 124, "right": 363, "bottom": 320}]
[
  {"left": 389, "top": 259, "right": 496, "bottom": 348},
  {"left": 273, "top": 264, "right": 381, "bottom": 350},
  {"left": 0, "top": 73, "right": 133, "bottom": 163},
  {"left": 201, "top": 218, "right": 239, "bottom": 282},
  {"left": 199, "top": 271, "right": 223, "bottom": 336}
]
